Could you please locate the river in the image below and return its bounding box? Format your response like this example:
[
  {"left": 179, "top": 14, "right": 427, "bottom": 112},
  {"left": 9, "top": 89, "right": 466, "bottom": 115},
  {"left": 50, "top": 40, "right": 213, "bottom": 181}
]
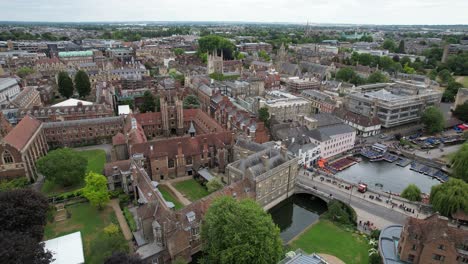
[
  {"left": 334, "top": 159, "right": 440, "bottom": 194},
  {"left": 269, "top": 194, "right": 328, "bottom": 242}
]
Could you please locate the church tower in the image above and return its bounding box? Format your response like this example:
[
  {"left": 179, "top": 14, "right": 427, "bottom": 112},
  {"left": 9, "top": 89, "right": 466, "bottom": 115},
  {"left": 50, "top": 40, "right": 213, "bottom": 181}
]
[
  {"left": 276, "top": 43, "right": 287, "bottom": 70},
  {"left": 207, "top": 50, "right": 223, "bottom": 74}
]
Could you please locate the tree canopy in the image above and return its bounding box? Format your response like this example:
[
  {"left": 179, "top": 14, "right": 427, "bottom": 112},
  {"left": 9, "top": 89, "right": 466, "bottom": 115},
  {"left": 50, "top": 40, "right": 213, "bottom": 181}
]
[
  {"left": 0, "top": 189, "right": 49, "bottom": 241},
  {"left": 397, "top": 40, "right": 405, "bottom": 54},
  {"left": 17, "top": 67, "right": 35, "bottom": 78},
  {"left": 206, "top": 178, "right": 223, "bottom": 193},
  {"left": 37, "top": 148, "right": 87, "bottom": 187},
  {"left": 57, "top": 71, "right": 74, "bottom": 98},
  {"left": 82, "top": 172, "right": 110, "bottom": 209},
  {"left": 258, "top": 107, "right": 270, "bottom": 127},
  {"left": 451, "top": 142, "right": 468, "bottom": 182},
  {"left": 367, "top": 71, "right": 389, "bottom": 84},
  {"left": 322, "top": 200, "right": 357, "bottom": 227},
  {"left": 139, "top": 91, "right": 156, "bottom": 113},
  {"left": 183, "top": 94, "right": 200, "bottom": 109},
  {"left": 200, "top": 196, "right": 283, "bottom": 264},
  {"left": 453, "top": 102, "right": 468, "bottom": 122},
  {"left": 74, "top": 70, "right": 91, "bottom": 98},
  {"left": 382, "top": 39, "right": 397, "bottom": 52},
  {"left": 104, "top": 252, "right": 143, "bottom": 264},
  {"left": 198, "top": 35, "right": 236, "bottom": 60},
  {"left": 173, "top": 48, "right": 185, "bottom": 56},
  {"left": 421, "top": 106, "right": 444, "bottom": 134},
  {"left": 0, "top": 231, "right": 52, "bottom": 264},
  {"left": 401, "top": 184, "right": 422, "bottom": 201},
  {"left": 430, "top": 178, "right": 468, "bottom": 217},
  {"left": 442, "top": 80, "right": 463, "bottom": 102}
]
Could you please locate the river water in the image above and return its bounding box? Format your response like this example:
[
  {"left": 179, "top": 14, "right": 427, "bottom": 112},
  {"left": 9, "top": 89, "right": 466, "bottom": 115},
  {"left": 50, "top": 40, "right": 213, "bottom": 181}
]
[
  {"left": 269, "top": 194, "right": 327, "bottom": 242},
  {"left": 334, "top": 159, "right": 440, "bottom": 194}
]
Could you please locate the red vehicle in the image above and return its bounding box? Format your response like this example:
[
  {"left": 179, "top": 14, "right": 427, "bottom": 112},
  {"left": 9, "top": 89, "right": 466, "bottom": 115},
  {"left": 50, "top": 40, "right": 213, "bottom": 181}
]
[{"left": 358, "top": 183, "right": 368, "bottom": 193}]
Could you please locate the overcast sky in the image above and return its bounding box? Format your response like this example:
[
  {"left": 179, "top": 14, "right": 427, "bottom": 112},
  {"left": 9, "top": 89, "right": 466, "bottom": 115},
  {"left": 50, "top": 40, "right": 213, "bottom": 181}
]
[{"left": 0, "top": 0, "right": 467, "bottom": 25}]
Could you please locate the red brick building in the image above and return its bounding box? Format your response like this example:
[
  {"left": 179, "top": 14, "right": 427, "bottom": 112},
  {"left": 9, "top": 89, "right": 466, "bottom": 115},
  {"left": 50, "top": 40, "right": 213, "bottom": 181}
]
[
  {"left": 0, "top": 115, "right": 48, "bottom": 181},
  {"left": 398, "top": 214, "right": 468, "bottom": 264},
  {"left": 0, "top": 112, "right": 12, "bottom": 140}
]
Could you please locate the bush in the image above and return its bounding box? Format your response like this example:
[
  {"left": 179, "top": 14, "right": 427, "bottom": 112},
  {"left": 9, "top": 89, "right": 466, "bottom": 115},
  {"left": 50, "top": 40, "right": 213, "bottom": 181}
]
[
  {"left": 118, "top": 193, "right": 131, "bottom": 208},
  {"left": 369, "top": 252, "right": 382, "bottom": 264},
  {"left": 370, "top": 229, "right": 381, "bottom": 240},
  {"left": 109, "top": 190, "right": 122, "bottom": 199},
  {"left": 321, "top": 200, "right": 357, "bottom": 228},
  {"left": 0, "top": 177, "right": 30, "bottom": 191},
  {"left": 123, "top": 208, "right": 137, "bottom": 232}
]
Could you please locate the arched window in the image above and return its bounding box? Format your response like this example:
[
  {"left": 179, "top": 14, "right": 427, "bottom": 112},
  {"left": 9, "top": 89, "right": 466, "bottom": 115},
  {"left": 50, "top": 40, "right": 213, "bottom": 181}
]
[{"left": 3, "top": 151, "right": 14, "bottom": 164}]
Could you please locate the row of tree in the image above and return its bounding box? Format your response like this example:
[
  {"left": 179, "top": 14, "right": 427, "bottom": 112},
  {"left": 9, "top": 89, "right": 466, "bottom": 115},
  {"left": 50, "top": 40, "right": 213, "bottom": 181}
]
[{"left": 57, "top": 70, "right": 91, "bottom": 99}]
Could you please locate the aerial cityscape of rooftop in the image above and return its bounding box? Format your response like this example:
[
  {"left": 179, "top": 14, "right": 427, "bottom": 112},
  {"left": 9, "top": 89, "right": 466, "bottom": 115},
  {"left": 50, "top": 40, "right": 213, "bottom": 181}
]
[{"left": 0, "top": 1, "right": 467, "bottom": 264}]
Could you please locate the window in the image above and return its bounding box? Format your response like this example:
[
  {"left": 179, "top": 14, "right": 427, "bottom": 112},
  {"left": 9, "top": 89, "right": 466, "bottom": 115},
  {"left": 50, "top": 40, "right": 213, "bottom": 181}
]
[
  {"left": 432, "top": 254, "right": 445, "bottom": 261},
  {"left": 408, "top": 254, "right": 415, "bottom": 263},
  {"left": 437, "top": 244, "right": 445, "bottom": 250},
  {"left": 168, "top": 159, "right": 174, "bottom": 168},
  {"left": 2, "top": 151, "right": 14, "bottom": 164},
  {"left": 186, "top": 157, "right": 192, "bottom": 165},
  {"left": 411, "top": 244, "right": 417, "bottom": 251}
]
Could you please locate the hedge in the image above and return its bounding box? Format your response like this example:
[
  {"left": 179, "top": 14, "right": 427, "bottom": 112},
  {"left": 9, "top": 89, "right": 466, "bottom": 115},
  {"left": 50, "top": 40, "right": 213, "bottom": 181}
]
[{"left": 123, "top": 207, "right": 137, "bottom": 232}]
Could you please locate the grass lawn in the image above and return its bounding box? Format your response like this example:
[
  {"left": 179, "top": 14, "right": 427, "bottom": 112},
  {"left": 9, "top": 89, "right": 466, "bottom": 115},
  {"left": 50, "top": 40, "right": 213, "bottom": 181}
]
[
  {"left": 455, "top": 76, "right": 468, "bottom": 88},
  {"left": 44, "top": 202, "right": 128, "bottom": 264},
  {"left": 290, "top": 220, "right": 370, "bottom": 264},
  {"left": 41, "top": 149, "right": 106, "bottom": 196},
  {"left": 159, "top": 185, "right": 184, "bottom": 209},
  {"left": 173, "top": 179, "right": 210, "bottom": 201}
]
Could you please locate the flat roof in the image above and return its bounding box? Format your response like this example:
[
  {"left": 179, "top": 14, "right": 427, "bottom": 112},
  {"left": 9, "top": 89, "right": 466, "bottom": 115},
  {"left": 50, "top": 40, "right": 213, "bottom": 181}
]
[
  {"left": 118, "top": 105, "right": 131, "bottom": 115},
  {"left": 43, "top": 231, "right": 84, "bottom": 264}
]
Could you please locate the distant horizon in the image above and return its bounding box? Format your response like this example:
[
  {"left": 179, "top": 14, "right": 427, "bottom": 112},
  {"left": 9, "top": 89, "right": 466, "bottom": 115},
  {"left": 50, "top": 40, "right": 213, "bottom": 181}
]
[
  {"left": 0, "top": 20, "right": 467, "bottom": 27},
  {"left": 1, "top": 0, "right": 467, "bottom": 25}
]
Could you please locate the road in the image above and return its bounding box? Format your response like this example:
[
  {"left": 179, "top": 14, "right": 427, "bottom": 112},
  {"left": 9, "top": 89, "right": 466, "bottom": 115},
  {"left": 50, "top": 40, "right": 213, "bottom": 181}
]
[{"left": 297, "top": 176, "right": 409, "bottom": 229}]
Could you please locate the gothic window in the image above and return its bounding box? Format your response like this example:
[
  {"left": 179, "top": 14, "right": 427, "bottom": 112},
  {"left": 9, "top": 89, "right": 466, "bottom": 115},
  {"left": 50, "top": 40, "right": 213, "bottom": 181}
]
[
  {"left": 168, "top": 159, "right": 175, "bottom": 168},
  {"left": 186, "top": 156, "right": 192, "bottom": 165},
  {"left": 3, "top": 151, "right": 14, "bottom": 164}
]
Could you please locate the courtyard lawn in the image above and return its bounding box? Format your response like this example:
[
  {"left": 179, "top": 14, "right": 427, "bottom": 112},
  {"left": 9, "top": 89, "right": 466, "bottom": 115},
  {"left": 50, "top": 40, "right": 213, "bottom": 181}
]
[
  {"left": 173, "top": 179, "right": 210, "bottom": 201},
  {"left": 455, "top": 76, "right": 468, "bottom": 88},
  {"left": 44, "top": 202, "right": 128, "bottom": 264},
  {"left": 290, "top": 220, "right": 370, "bottom": 264},
  {"left": 41, "top": 149, "right": 106, "bottom": 196},
  {"left": 159, "top": 185, "right": 184, "bottom": 209}
]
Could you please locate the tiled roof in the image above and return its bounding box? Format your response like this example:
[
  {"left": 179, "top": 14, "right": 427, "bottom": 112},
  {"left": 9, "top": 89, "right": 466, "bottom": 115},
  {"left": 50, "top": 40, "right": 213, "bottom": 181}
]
[
  {"left": 104, "top": 160, "right": 131, "bottom": 176},
  {"left": 112, "top": 132, "right": 126, "bottom": 145},
  {"left": 334, "top": 108, "right": 381, "bottom": 127},
  {"left": 3, "top": 115, "right": 41, "bottom": 151}
]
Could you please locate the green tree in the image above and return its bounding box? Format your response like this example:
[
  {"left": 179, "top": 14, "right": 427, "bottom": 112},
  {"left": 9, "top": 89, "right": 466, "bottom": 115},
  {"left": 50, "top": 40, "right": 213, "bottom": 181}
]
[
  {"left": 336, "top": 67, "right": 357, "bottom": 82},
  {"left": 258, "top": 107, "right": 270, "bottom": 127},
  {"left": 400, "top": 184, "right": 422, "bottom": 202},
  {"left": 183, "top": 94, "right": 200, "bottom": 109},
  {"left": 321, "top": 200, "right": 357, "bottom": 227},
  {"left": 421, "top": 106, "right": 444, "bottom": 134},
  {"left": 451, "top": 142, "right": 468, "bottom": 182},
  {"left": 206, "top": 178, "right": 223, "bottom": 193},
  {"left": 82, "top": 172, "right": 110, "bottom": 209},
  {"left": 367, "top": 71, "right": 389, "bottom": 84},
  {"left": 17, "top": 67, "right": 34, "bottom": 78},
  {"left": 173, "top": 48, "right": 185, "bottom": 56},
  {"left": 430, "top": 178, "right": 468, "bottom": 217},
  {"left": 438, "top": 69, "right": 454, "bottom": 85},
  {"left": 139, "top": 91, "right": 156, "bottom": 113},
  {"left": 74, "top": 70, "right": 91, "bottom": 98},
  {"left": 258, "top": 50, "right": 271, "bottom": 61},
  {"left": 453, "top": 102, "right": 468, "bottom": 122},
  {"left": 198, "top": 35, "right": 236, "bottom": 60},
  {"left": 369, "top": 253, "right": 382, "bottom": 264},
  {"left": 37, "top": 148, "right": 87, "bottom": 187},
  {"left": 382, "top": 39, "right": 397, "bottom": 52},
  {"left": 403, "top": 63, "right": 416, "bottom": 74},
  {"left": 398, "top": 40, "right": 405, "bottom": 53},
  {"left": 442, "top": 80, "right": 463, "bottom": 102},
  {"left": 200, "top": 196, "right": 283, "bottom": 264},
  {"left": 357, "top": 53, "right": 373, "bottom": 66},
  {"left": 57, "top": 71, "right": 74, "bottom": 98}
]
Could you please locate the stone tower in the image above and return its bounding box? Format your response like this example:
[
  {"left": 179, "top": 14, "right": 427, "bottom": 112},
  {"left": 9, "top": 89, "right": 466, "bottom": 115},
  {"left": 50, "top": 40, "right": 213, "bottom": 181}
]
[
  {"left": 207, "top": 50, "right": 223, "bottom": 74},
  {"left": 175, "top": 97, "right": 184, "bottom": 136},
  {"left": 160, "top": 97, "right": 170, "bottom": 137},
  {"left": 276, "top": 43, "right": 287, "bottom": 70}
]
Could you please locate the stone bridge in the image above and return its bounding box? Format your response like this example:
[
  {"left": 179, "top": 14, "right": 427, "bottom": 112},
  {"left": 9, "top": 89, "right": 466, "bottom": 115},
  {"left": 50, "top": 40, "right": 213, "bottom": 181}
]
[{"left": 294, "top": 182, "right": 334, "bottom": 204}]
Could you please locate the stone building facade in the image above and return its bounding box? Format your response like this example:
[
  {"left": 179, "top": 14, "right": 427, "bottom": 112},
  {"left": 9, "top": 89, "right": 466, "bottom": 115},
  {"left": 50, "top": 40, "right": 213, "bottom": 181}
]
[
  {"left": 226, "top": 146, "right": 298, "bottom": 209},
  {"left": 43, "top": 116, "right": 125, "bottom": 148},
  {"left": 0, "top": 115, "right": 48, "bottom": 181}
]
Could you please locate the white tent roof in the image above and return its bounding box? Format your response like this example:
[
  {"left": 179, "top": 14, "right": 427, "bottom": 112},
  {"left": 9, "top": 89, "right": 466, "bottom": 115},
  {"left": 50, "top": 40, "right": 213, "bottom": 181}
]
[
  {"left": 51, "top": 98, "right": 93, "bottom": 107},
  {"left": 118, "top": 105, "right": 131, "bottom": 115},
  {"left": 43, "top": 231, "right": 85, "bottom": 264}
]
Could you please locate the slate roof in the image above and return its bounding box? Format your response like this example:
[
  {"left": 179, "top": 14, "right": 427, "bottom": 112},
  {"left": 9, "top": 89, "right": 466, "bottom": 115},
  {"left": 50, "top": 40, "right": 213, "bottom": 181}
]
[
  {"left": 3, "top": 115, "right": 41, "bottom": 151},
  {"left": 334, "top": 108, "right": 381, "bottom": 127},
  {"left": 308, "top": 124, "right": 355, "bottom": 142}
]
